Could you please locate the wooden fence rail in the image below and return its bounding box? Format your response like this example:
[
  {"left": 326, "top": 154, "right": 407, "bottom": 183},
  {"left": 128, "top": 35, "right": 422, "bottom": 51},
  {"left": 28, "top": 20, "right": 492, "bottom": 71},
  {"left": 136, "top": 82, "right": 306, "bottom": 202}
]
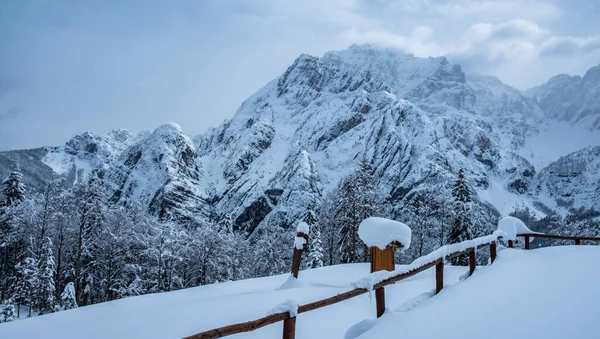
[{"left": 517, "top": 233, "right": 600, "bottom": 250}]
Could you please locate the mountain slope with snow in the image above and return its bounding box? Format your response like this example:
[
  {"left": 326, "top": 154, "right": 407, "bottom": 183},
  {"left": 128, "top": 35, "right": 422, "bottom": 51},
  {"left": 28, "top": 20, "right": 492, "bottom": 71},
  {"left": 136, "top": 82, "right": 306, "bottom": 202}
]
[
  {"left": 0, "top": 44, "right": 598, "bottom": 230},
  {"left": 527, "top": 64, "right": 600, "bottom": 130}
]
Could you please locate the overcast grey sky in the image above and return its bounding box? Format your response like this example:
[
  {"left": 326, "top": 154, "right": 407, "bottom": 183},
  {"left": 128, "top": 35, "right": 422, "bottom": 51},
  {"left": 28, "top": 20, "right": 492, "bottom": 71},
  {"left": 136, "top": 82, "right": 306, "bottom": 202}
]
[{"left": 1, "top": 0, "right": 599, "bottom": 150}]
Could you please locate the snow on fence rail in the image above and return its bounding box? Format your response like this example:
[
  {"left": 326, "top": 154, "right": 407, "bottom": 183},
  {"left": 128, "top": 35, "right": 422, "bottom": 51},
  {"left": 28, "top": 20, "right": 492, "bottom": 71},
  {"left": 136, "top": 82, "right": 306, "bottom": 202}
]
[{"left": 183, "top": 233, "right": 503, "bottom": 339}]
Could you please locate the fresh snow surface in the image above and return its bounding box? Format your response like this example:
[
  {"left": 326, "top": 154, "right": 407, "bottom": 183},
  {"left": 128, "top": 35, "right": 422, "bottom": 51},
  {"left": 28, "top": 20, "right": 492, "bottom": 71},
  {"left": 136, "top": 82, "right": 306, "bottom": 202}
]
[
  {"left": 0, "top": 263, "right": 470, "bottom": 339},
  {"left": 478, "top": 177, "right": 544, "bottom": 217},
  {"left": 296, "top": 221, "right": 310, "bottom": 235},
  {"left": 354, "top": 246, "right": 600, "bottom": 339},
  {"left": 497, "top": 216, "right": 535, "bottom": 240},
  {"left": 358, "top": 217, "right": 412, "bottom": 250}
]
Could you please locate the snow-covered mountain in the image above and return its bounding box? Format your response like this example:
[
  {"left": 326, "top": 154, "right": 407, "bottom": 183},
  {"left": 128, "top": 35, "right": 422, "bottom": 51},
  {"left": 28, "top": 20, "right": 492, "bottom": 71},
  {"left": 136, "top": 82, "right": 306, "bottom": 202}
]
[
  {"left": 0, "top": 44, "right": 598, "bottom": 233},
  {"left": 527, "top": 63, "right": 600, "bottom": 130},
  {"left": 533, "top": 146, "right": 600, "bottom": 212}
]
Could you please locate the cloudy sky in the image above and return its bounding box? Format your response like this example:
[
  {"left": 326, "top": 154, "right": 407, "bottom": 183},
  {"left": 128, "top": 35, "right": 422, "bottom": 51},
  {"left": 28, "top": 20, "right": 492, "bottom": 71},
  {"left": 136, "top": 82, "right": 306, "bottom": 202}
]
[{"left": 1, "top": 0, "right": 599, "bottom": 150}]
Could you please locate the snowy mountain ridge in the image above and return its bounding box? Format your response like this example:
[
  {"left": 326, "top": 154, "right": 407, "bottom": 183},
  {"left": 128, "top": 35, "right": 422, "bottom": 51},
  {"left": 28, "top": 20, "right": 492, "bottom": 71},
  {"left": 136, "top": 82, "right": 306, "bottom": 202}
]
[
  {"left": 0, "top": 44, "right": 598, "bottom": 232},
  {"left": 526, "top": 63, "right": 600, "bottom": 130}
]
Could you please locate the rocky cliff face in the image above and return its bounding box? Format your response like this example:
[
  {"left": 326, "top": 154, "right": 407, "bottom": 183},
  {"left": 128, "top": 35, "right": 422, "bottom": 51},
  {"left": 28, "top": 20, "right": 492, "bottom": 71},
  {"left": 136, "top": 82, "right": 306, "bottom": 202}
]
[
  {"left": 533, "top": 146, "right": 600, "bottom": 211},
  {"left": 105, "top": 123, "right": 209, "bottom": 226},
  {"left": 1, "top": 45, "right": 598, "bottom": 231}
]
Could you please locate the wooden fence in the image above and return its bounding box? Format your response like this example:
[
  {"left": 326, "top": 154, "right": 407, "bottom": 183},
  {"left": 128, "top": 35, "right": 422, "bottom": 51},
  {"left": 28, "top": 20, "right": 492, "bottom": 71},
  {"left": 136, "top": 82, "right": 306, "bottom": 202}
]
[
  {"left": 184, "top": 231, "right": 600, "bottom": 339},
  {"left": 517, "top": 233, "right": 600, "bottom": 249},
  {"left": 184, "top": 236, "right": 500, "bottom": 339}
]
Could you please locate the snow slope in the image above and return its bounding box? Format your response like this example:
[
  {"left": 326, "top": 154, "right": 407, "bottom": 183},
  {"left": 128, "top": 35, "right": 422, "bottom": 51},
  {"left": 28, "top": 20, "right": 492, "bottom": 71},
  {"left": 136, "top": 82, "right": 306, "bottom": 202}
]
[
  {"left": 2, "top": 246, "right": 598, "bottom": 339},
  {"left": 355, "top": 246, "right": 600, "bottom": 339},
  {"left": 0, "top": 264, "right": 469, "bottom": 339}
]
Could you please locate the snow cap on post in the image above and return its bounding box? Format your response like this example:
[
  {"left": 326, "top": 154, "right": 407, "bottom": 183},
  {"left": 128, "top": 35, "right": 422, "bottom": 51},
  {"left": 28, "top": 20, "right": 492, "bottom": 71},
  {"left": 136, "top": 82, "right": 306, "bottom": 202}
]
[
  {"left": 296, "top": 221, "right": 309, "bottom": 235},
  {"left": 294, "top": 221, "right": 310, "bottom": 250},
  {"left": 358, "top": 217, "right": 411, "bottom": 250},
  {"left": 497, "top": 216, "right": 534, "bottom": 241}
]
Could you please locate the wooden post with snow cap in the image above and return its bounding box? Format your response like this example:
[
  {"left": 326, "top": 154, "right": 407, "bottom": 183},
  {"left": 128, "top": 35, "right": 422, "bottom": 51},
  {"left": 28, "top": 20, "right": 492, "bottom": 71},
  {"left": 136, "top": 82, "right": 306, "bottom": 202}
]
[
  {"left": 269, "top": 300, "right": 299, "bottom": 339},
  {"left": 291, "top": 222, "right": 309, "bottom": 279},
  {"left": 358, "top": 217, "right": 411, "bottom": 318}
]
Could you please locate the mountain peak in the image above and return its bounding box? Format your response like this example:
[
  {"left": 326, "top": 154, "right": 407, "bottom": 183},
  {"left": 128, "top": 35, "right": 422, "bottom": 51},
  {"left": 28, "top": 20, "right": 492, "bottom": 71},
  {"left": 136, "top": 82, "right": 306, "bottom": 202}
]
[
  {"left": 583, "top": 64, "right": 600, "bottom": 82},
  {"left": 322, "top": 44, "right": 417, "bottom": 67}
]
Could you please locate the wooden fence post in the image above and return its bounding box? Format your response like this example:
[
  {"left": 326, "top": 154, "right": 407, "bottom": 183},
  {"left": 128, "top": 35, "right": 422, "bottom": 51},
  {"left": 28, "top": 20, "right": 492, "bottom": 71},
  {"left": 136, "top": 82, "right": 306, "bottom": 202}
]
[
  {"left": 291, "top": 232, "right": 309, "bottom": 279},
  {"left": 508, "top": 240, "right": 513, "bottom": 248},
  {"left": 282, "top": 316, "right": 296, "bottom": 339},
  {"left": 524, "top": 235, "right": 530, "bottom": 250},
  {"left": 435, "top": 260, "right": 443, "bottom": 294},
  {"left": 490, "top": 242, "right": 497, "bottom": 263},
  {"left": 368, "top": 241, "right": 402, "bottom": 319},
  {"left": 469, "top": 249, "right": 476, "bottom": 276},
  {"left": 575, "top": 239, "right": 581, "bottom": 245},
  {"left": 375, "top": 287, "right": 385, "bottom": 318}
]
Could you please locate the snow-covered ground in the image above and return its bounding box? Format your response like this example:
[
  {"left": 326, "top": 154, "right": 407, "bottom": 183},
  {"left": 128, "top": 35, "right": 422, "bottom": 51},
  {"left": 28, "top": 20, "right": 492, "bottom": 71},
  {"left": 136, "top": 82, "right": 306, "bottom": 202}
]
[
  {"left": 355, "top": 246, "right": 600, "bottom": 339},
  {"left": 1, "top": 246, "right": 598, "bottom": 339},
  {"left": 0, "top": 263, "right": 468, "bottom": 339}
]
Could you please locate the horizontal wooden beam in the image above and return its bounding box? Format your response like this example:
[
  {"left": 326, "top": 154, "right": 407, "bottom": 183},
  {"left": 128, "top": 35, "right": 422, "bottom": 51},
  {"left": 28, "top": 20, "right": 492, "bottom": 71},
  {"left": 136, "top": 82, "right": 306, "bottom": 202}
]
[
  {"left": 298, "top": 288, "right": 368, "bottom": 313},
  {"left": 445, "top": 248, "right": 473, "bottom": 260},
  {"left": 183, "top": 312, "right": 289, "bottom": 339},
  {"left": 517, "top": 233, "right": 600, "bottom": 242},
  {"left": 373, "top": 259, "right": 442, "bottom": 289}
]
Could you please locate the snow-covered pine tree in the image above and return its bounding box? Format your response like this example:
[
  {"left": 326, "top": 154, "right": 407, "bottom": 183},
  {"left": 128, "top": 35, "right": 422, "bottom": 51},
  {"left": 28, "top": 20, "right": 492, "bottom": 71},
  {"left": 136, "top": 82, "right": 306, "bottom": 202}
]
[
  {"left": 306, "top": 225, "right": 324, "bottom": 269},
  {"left": 317, "top": 188, "right": 340, "bottom": 266},
  {"left": 13, "top": 256, "right": 38, "bottom": 317},
  {"left": 36, "top": 237, "right": 56, "bottom": 314},
  {"left": 431, "top": 183, "right": 453, "bottom": 247},
  {"left": 48, "top": 182, "right": 76, "bottom": 298},
  {"left": 302, "top": 206, "right": 318, "bottom": 228},
  {"left": 59, "top": 282, "right": 78, "bottom": 310},
  {"left": 1, "top": 167, "right": 27, "bottom": 207},
  {"left": 0, "top": 167, "right": 27, "bottom": 300},
  {"left": 337, "top": 158, "right": 378, "bottom": 264},
  {"left": 447, "top": 168, "right": 473, "bottom": 265},
  {"left": 1, "top": 299, "right": 16, "bottom": 322},
  {"left": 33, "top": 180, "right": 62, "bottom": 257},
  {"left": 302, "top": 206, "right": 323, "bottom": 268},
  {"left": 401, "top": 189, "right": 439, "bottom": 260},
  {"left": 250, "top": 224, "right": 289, "bottom": 277},
  {"left": 337, "top": 176, "right": 361, "bottom": 264},
  {"left": 76, "top": 171, "right": 105, "bottom": 306}
]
